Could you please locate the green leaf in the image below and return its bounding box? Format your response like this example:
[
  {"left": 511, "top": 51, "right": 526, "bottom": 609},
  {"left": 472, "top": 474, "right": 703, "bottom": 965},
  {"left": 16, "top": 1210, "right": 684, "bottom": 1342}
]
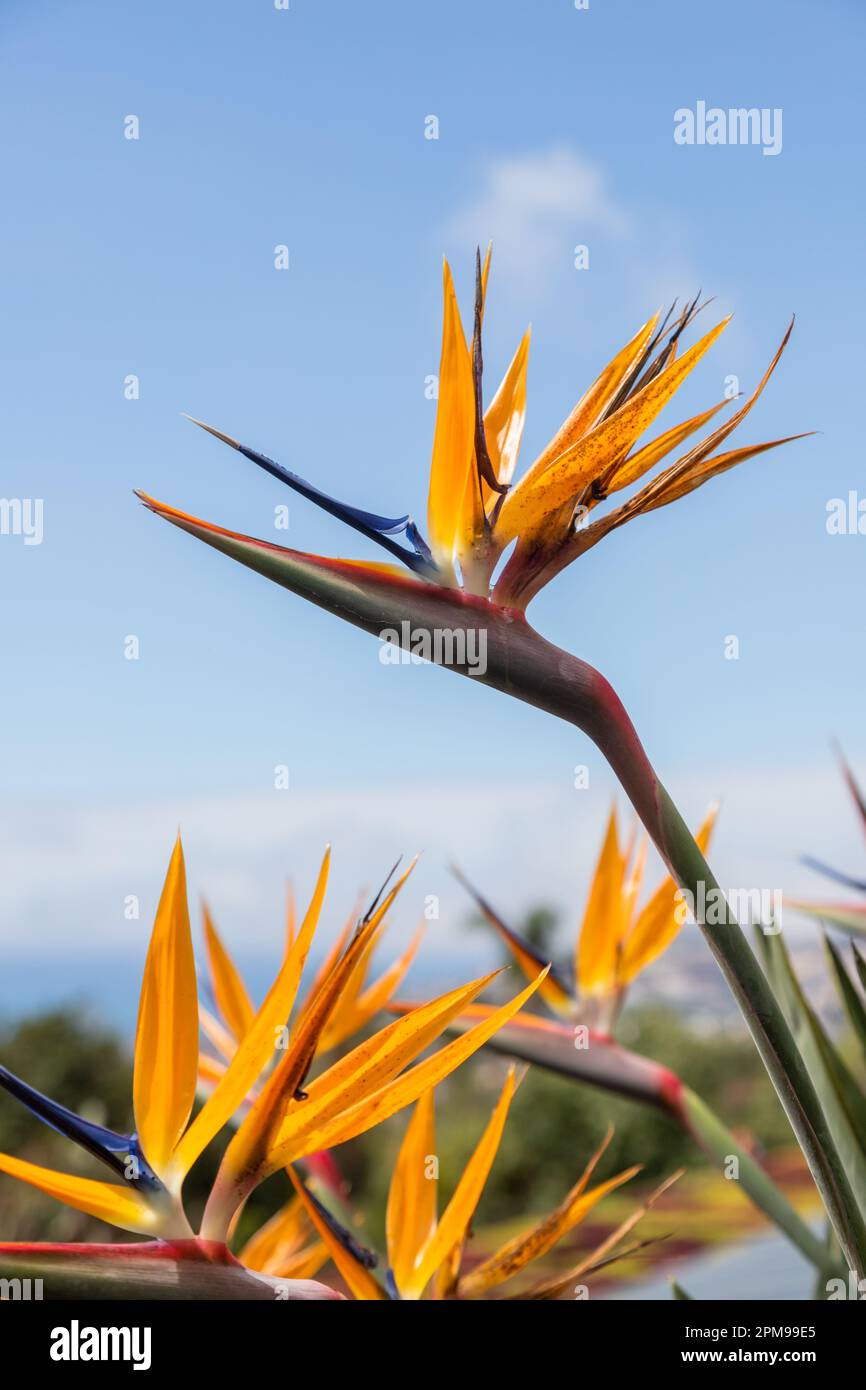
[
  {"left": 677, "top": 1086, "right": 831, "bottom": 1273},
  {"left": 824, "top": 934, "right": 866, "bottom": 1066},
  {"left": 758, "top": 929, "right": 866, "bottom": 1224}
]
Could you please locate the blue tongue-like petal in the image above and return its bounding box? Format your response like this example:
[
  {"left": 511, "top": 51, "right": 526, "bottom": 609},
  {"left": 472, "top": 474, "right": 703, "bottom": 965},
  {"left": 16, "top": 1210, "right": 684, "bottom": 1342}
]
[
  {"left": 0, "top": 1064, "right": 161, "bottom": 1191},
  {"left": 186, "top": 417, "right": 438, "bottom": 577},
  {"left": 300, "top": 1179, "right": 380, "bottom": 1270},
  {"left": 800, "top": 857, "right": 866, "bottom": 895}
]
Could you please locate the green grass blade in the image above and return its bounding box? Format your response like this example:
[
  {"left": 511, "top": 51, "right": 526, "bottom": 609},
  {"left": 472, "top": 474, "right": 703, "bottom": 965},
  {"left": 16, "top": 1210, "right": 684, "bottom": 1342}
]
[{"left": 760, "top": 929, "right": 866, "bottom": 1220}]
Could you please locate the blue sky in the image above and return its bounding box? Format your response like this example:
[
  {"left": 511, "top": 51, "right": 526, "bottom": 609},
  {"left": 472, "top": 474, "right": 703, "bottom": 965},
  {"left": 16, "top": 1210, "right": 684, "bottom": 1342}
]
[{"left": 1, "top": 0, "right": 864, "bottom": 1007}]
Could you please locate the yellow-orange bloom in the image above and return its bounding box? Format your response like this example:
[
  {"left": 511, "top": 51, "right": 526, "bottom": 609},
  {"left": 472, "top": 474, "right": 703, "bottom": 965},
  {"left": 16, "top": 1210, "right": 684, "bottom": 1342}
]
[
  {"left": 289, "top": 1079, "right": 679, "bottom": 1300},
  {"left": 461, "top": 804, "right": 717, "bottom": 1034}
]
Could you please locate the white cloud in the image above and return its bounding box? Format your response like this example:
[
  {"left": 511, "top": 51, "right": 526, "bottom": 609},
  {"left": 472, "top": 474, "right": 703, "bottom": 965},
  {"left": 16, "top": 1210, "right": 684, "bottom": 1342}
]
[
  {"left": 0, "top": 760, "right": 859, "bottom": 961},
  {"left": 447, "top": 147, "right": 629, "bottom": 292},
  {"left": 0, "top": 781, "right": 588, "bottom": 958}
]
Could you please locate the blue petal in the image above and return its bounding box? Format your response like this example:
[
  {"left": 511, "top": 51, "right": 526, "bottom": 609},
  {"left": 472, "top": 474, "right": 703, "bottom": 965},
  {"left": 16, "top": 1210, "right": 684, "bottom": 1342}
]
[
  {"left": 0, "top": 1065, "right": 162, "bottom": 1191},
  {"left": 298, "top": 1174, "right": 381, "bottom": 1272},
  {"left": 800, "top": 857, "right": 866, "bottom": 895},
  {"left": 452, "top": 866, "right": 576, "bottom": 1000},
  {"left": 232, "top": 438, "right": 439, "bottom": 577}
]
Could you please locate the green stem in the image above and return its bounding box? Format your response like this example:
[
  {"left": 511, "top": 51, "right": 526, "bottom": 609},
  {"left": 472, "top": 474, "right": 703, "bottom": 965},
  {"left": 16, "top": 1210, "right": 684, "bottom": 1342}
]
[
  {"left": 678, "top": 1086, "right": 831, "bottom": 1275},
  {"left": 497, "top": 623, "right": 866, "bottom": 1278}
]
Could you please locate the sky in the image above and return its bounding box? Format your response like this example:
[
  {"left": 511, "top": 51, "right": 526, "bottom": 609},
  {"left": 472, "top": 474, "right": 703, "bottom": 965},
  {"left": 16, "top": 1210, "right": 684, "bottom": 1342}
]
[{"left": 0, "top": 0, "right": 864, "bottom": 1017}]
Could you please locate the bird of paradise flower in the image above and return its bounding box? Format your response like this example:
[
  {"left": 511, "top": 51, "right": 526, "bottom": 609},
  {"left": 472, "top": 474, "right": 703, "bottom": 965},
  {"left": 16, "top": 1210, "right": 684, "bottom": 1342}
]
[
  {"left": 138, "top": 247, "right": 801, "bottom": 611},
  {"left": 0, "top": 837, "right": 543, "bottom": 1298},
  {"left": 455, "top": 803, "right": 717, "bottom": 1036},
  {"left": 134, "top": 251, "right": 866, "bottom": 1277},
  {"left": 192, "top": 907, "right": 682, "bottom": 1299},
  {"left": 290, "top": 1081, "right": 682, "bottom": 1301}
]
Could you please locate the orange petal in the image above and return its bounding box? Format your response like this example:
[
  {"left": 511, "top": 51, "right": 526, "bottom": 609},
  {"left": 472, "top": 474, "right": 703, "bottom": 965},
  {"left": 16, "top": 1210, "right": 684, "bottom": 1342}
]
[
  {"left": 315, "top": 907, "right": 392, "bottom": 1051},
  {"left": 265, "top": 972, "right": 505, "bottom": 1172},
  {"left": 426, "top": 260, "right": 475, "bottom": 577},
  {"left": 288, "top": 1169, "right": 385, "bottom": 1300},
  {"left": 270, "top": 973, "right": 544, "bottom": 1169},
  {"left": 400, "top": 1069, "right": 516, "bottom": 1299},
  {"left": 238, "top": 1194, "right": 310, "bottom": 1272},
  {"left": 482, "top": 329, "right": 531, "bottom": 497},
  {"left": 458, "top": 1162, "right": 639, "bottom": 1296},
  {"left": 515, "top": 1169, "right": 682, "bottom": 1300},
  {"left": 132, "top": 836, "right": 198, "bottom": 1182},
  {"left": 576, "top": 809, "right": 629, "bottom": 996},
  {"left": 618, "top": 808, "right": 717, "bottom": 984},
  {"left": 637, "top": 435, "right": 808, "bottom": 514},
  {"left": 321, "top": 924, "right": 426, "bottom": 1052},
  {"left": 386, "top": 1088, "right": 438, "bottom": 1293},
  {"left": 295, "top": 898, "right": 359, "bottom": 1022},
  {"left": 496, "top": 317, "right": 729, "bottom": 544},
  {"left": 213, "top": 864, "right": 417, "bottom": 1207},
  {"left": 524, "top": 315, "right": 661, "bottom": 484},
  {"left": 172, "top": 849, "right": 330, "bottom": 1179},
  {"left": 0, "top": 1153, "right": 161, "bottom": 1237},
  {"left": 608, "top": 398, "right": 730, "bottom": 495},
  {"left": 285, "top": 881, "right": 297, "bottom": 957},
  {"left": 202, "top": 904, "right": 256, "bottom": 1042}
]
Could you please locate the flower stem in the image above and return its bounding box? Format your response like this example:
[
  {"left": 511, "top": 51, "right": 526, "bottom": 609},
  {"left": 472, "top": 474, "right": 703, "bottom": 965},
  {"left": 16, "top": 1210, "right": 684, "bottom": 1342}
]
[{"left": 498, "top": 620, "right": 866, "bottom": 1278}]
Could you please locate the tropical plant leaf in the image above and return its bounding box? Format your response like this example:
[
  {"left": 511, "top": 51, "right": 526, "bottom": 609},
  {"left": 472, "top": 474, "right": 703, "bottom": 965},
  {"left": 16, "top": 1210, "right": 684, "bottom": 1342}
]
[
  {"left": 677, "top": 1086, "right": 830, "bottom": 1273},
  {"left": 824, "top": 934, "right": 866, "bottom": 1066},
  {"left": 758, "top": 928, "right": 866, "bottom": 1219}
]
